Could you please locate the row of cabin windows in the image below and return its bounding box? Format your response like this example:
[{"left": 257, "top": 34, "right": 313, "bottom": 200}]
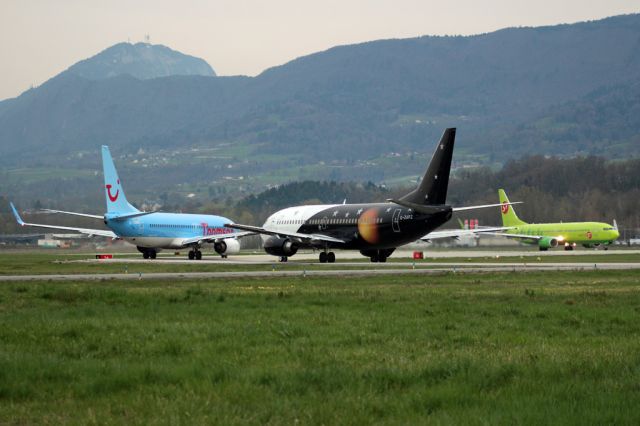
[
  {"left": 150, "top": 224, "right": 203, "bottom": 229},
  {"left": 520, "top": 228, "right": 603, "bottom": 234},
  {"left": 275, "top": 217, "right": 383, "bottom": 225}
]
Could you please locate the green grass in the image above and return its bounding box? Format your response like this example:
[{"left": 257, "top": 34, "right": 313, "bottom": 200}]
[
  {"left": 1, "top": 270, "right": 640, "bottom": 423},
  {"left": 4, "top": 167, "right": 95, "bottom": 184}
]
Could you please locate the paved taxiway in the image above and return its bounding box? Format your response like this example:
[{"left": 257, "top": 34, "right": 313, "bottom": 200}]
[
  {"left": 1, "top": 249, "right": 638, "bottom": 281},
  {"left": 1, "top": 253, "right": 639, "bottom": 281}
]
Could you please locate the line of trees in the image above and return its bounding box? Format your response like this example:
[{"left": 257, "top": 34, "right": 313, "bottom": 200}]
[{"left": 2, "top": 155, "right": 640, "bottom": 235}]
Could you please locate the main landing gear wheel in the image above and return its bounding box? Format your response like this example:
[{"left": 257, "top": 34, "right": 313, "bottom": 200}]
[
  {"left": 319, "top": 252, "right": 336, "bottom": 263},
  {"left": 564, "top": 245, "right": 574, "bottom": 251},
  {"left": 188, "top": 250, "right": 202, "bottom": 260},
  {"left": 280, "top": 256, "right": 288, "bottom": 262},
  {"left": 142, "top": 250, "right": 156, "bottom": 259},
  {"left": 370, "top": 254, "right": 387, "bottom": 263}
]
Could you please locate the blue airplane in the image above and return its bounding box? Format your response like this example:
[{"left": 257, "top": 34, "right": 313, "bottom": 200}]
[{"left": 10, "top": 146, "right": 251, "bottom": 260}]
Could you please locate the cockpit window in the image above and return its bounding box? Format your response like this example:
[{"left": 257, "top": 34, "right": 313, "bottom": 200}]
[{"left": 603, "top": 227, "right": 614, "bottom": 231}]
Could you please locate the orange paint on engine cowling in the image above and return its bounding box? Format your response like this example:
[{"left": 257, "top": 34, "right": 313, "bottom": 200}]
[{"left": 357, "top": 209, "right": 379, "bottom": 244}]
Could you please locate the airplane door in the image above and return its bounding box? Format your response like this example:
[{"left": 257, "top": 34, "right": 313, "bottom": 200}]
[
  {"left": 392, "top": 209, "right": 401, "bottom": 232},
  {"left": 319, "top": 216, "right": 329, "bottom": 231}
]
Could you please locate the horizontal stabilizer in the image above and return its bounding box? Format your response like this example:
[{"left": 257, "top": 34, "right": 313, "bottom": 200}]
[
  {"left": 110, "top": 211, "right": 157, "bottom": 221},
  {"left": 387, "top": 199, "right": 450, "bottom": 214}
]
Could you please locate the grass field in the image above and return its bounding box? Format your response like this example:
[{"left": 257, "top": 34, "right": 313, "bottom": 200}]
[{"left": 1, "top": 270, "right": 640, "bottom": 424}]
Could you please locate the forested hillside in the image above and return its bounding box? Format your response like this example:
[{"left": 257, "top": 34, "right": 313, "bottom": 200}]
[{"left": 1, "top": 14, "right": 639, "bottom": 170}]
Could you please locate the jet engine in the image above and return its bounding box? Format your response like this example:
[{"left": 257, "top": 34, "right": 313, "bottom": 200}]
[
  {"left": 538, "top": 237, "right": 558, "bottom": 250},
  {"left": 214, "top": 239, "right": 241, "bottom": 256},
  {"left": 264, "top": 237, "right": 298, "bottom": 257}
]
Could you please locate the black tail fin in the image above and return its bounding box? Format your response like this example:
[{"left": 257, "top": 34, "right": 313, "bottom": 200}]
[{"left": 400, "top": 128, "right": 455, "bottom": 206}]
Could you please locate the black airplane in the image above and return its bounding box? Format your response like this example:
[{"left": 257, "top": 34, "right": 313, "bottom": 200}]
[{"left": 227, "top": 128, "right": 511, "bottom": 263}]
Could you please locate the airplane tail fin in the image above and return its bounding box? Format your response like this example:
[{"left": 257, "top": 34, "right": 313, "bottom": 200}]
[
  {"left": 400, "top": 128, "right": 455, "bottom": 206},
  {"left": 102, "top": 146, "right": 139, "bottom": 215},
  {"left": 498, "top": 189, "right": 526, "bottom": 227}
]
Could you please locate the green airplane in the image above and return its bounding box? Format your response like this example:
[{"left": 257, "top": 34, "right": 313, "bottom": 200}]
[{"left": 497, "top": 189, "right": 620, "bottom": 251}]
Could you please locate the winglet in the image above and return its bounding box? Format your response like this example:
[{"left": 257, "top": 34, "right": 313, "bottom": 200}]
[
  {"left": 9, "top": 202, "right": 25, "bottom": 226},
  {"left": 613, "top": 219, "right": 618, "bottom": 231}
]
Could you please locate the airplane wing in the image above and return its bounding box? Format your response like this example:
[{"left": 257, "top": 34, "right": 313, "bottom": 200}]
[
  {"left": 421, "top": 226, "right": 513, "bottom": 241},
  {"left": 41, "top": 208, "right": 103, "bottom": 219},
  {"left": 452, "top": 202, "right": 522, "bottom": 212},
  {"left": 225, "top": 223, "right": 345, "bottom": 244},
  {"left": 10, "top": 203, "right": 117, "bottom": 238},
  {"left": 481, "top": 232, "right": 553, "bottom": 242},
  {"left": 388, "top": 199, "right": 522, "bottom": 214},
  {"left": 178, "top": 231, "right": 256, "bottom": 247}
]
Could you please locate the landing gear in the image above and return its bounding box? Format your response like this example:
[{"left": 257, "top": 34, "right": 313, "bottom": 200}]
[
  {"left": 564, "top": 244, "right": 574, "bottom": 251},
  {"left": 138, "top": 247, "right": 157, "bottom": 259},
  {"left": 319, "top": 251, "right": 336, "bottom": 263},
  {"left": 370, "top": 254, "right": 387, "bottom": 263},
  {"left": 280, "top": 256, "right": 288, "bottom": 262},
  {"left": 188, "top": 249, "right": 203, "bottom": 260},
  {"left": 361, "top": 248, "right": 394, "bottom": 263}
]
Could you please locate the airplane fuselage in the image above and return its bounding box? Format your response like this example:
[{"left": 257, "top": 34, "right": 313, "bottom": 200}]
[
  {"left": 262, "top": 203, "right": 452, "bottom": 252},
  {"left": 105, "top": 212, "right": 235, "bottom": 249},
  {"left": 507, "top": 221, "right": 619, "bottom": 246}
]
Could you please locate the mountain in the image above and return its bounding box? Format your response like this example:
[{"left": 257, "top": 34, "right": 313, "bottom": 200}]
[
  {"left": 0, "top": 14, "right": 639, "bottom": 177},
  {"left": 487, "top": 80, "right": 640, "bottom": 158},
  {"left": 66, "top": 42, "right": 216, "bottom": 80}
]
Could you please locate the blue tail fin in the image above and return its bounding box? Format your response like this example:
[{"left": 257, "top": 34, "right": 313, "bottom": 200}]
[{"left": 102, "top": 146, "right": 139, "bottom": 214}]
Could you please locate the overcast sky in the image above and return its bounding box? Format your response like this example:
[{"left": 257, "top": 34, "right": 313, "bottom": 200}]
[{"left": 1, "top": 1, "right": 638, "bottom": 100}]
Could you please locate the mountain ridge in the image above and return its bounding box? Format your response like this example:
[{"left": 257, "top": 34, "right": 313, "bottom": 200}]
[
  {"left": 0, "top": 14, "right": 639, "bottom": 170},
  {"left": 65, "top": 42, "right": 216, "bottom": 81}
]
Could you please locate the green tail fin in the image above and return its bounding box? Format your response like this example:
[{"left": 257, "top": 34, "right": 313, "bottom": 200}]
[{"left": 498, "top": 189, "right": 526, "bottom": 227}]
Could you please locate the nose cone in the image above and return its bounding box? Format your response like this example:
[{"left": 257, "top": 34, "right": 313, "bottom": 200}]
[{"left": 612, "top": 230, "right": 620, "bottom": 241}]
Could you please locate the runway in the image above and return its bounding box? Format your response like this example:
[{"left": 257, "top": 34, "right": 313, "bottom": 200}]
[
  {"left": 1, "top": 248, "right": 638, "bottom": 281},
  {"left": 1, "top": 261, "right": 639, "bottom": 281},
  {"left": 77, "top": 248, "right": 640, "bottom": 262}
]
